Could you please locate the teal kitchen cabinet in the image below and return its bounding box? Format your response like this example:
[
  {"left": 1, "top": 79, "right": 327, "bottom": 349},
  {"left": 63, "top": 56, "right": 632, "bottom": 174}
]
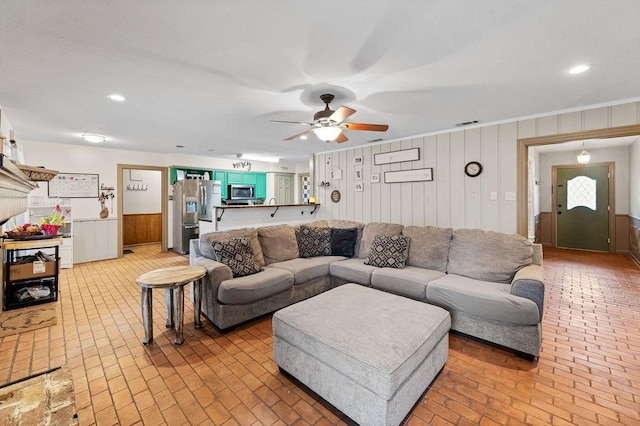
[
  {"left": 227, "top": 172, "right": 256, "bottom": 185},
  {"left": 213, "top": 170, "right": 227, "bottom": 199},
  {"left": 255, "top": 173, "right": 267, "bottom": 199},
  {"left": 219, "top": 171, "right": 266, "bottom": 199}
]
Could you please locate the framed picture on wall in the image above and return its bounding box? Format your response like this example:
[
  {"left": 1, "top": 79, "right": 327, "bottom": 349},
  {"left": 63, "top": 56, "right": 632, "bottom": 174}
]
[
  {"left": 354, "top": 182, "right": 364, "bottom": 192},
  {"left": 130, "top": 169, "right": 143, "bottom": 181},
  {"left": 384, "top": 168, "right": 433, "bottom": 183},
  {"left": 355, "top": 167, "right": 363, "bottom": 181},
  {"left": 371, "top": 173, "right": 380, "bottom": 183},
  {"left": 354, "top": 156, "right": 363, "bottom": 165},
  {"left": 374, "top": 147, "right": 420, "bottom": 165}
]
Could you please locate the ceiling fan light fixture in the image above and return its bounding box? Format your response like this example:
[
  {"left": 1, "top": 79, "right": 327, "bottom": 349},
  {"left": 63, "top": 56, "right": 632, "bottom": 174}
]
[
  {"left": 239, "top": 153, "right": 280, "bottom": 163},
  {"left": 577, "top": 141, "right": 591, "bottom": 164},
  {"left": 313, "top": 126, "right": 342, "bottom": 142}
]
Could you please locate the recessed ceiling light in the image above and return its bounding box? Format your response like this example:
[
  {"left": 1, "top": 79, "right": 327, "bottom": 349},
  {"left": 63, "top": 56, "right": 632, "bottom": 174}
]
[
  {"left": 81, "top": 133, "right": 106, "bottom": 143},
  {"left": 569, "top": 64, "right": 590, "bottom": 74},
  {"left": 107, "top": 93, "right": 126, "bottom": 102},
  {"left": 300, "top": 135, "right": 308, "bottom": 140}
]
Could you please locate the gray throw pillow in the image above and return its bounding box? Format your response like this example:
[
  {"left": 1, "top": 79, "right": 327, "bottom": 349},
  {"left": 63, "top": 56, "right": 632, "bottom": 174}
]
[
  {"left": 296, "top": 225, "right": 331, "bottom": 258},
  {"left": 364, "top": 235, "right": 410, "bottom": 269},
  {"left": 212, "top": 237, "right": 261, "bottom": 278}
]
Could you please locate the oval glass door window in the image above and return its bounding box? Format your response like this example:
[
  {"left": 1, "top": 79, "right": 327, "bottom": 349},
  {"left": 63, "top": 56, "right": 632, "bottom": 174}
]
[{"left": 567, "top": 175, "right": 596, "bottom": 211}]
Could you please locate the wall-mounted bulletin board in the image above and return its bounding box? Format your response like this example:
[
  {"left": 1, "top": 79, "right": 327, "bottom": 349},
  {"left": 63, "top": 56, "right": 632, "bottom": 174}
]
[{"left": 48, "top": 173, "right": 99, "bottom": 198}]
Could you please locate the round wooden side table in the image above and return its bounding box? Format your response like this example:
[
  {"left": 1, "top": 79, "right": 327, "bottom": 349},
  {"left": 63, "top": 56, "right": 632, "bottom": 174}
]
[{"left": 135, "top": 265, "right": 207, "bottom": 345}]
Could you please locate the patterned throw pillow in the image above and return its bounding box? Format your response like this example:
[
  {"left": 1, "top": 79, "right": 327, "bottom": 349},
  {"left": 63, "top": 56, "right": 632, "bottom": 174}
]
[
  {"left": 212, "top": 238, "right": 261, "bottom": 278},
  {"left": 364, "top": 235, "right": 410, "bottom": 268},
  {"left": 296, "top": 225, "right": 331, "bottom": 258}
]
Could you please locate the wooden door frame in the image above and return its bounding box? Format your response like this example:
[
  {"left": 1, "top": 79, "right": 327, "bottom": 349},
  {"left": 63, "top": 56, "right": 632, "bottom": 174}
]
[
  {"left": 551, "top": 162, "right": 615, "bottom": 251},
  {"left": 117, "top": 164, "right": 168, "bottom": 257},
  {"left": 517, "top": 124, "right": 640, "bottom": 241}
]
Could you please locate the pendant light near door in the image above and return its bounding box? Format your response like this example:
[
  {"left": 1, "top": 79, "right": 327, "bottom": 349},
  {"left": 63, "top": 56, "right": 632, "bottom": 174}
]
[{"left": 577, "top": 141, "right": 591, "bottom": 164}]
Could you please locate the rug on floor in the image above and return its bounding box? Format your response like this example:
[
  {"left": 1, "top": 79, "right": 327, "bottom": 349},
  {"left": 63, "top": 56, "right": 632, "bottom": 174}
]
[
  {"left": 0, "top": 366, "right": 77, "bottom": 425},
  {"left": 0, "top": 305, "right": 57, "bottom": 338}
]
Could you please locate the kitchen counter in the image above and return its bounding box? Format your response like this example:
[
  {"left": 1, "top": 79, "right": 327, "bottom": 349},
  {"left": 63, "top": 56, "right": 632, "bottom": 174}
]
[
  {"left": 218, "top": 203, "right": 318, "bottom": 209},
  {"left": 200, "top": 204, "right": 321, "bottom": 232}
]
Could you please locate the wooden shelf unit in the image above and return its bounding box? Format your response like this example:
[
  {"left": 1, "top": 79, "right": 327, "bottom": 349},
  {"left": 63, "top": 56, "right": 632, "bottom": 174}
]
[{"left": 1, "top": 237, "right": 61, "bottom": 311}]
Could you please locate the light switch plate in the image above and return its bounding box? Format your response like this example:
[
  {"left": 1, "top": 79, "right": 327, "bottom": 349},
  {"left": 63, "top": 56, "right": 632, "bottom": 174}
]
[
  {"left": 505, "top": 191, "right": 516, "bottom": 201},
  {"left": 490, "top": 191, "right": 497, "bottom": 201}
]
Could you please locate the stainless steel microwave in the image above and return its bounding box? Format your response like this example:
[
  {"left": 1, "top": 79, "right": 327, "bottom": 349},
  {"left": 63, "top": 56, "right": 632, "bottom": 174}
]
[{"left": 228, "top": 184, "right": 255, "bottom": 200}]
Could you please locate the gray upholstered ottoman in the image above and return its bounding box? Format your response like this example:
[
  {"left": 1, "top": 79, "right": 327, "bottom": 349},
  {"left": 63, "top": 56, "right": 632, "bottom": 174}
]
[{"left": 272, "top": 283, "right": 450, "bottom": 426}]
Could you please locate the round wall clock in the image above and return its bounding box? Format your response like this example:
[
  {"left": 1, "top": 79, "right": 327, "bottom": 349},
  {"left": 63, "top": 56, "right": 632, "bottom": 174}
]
[
  {"left": 330, "top": 190, "right": 341, "bottom": 203},
  {"left": 464, "top": 161, "right": 483, "bottom": 177}
]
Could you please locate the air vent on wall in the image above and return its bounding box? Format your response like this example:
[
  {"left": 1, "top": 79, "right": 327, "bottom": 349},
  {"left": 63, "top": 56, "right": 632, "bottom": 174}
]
[{"left": 455, "top": 120, "right": 479, "bottom": 127}]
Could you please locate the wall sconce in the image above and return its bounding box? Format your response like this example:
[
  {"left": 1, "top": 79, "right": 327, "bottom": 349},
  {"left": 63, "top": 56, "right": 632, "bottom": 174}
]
[{"left": 318, "top": 181, "right": 330, "bottom": 188}]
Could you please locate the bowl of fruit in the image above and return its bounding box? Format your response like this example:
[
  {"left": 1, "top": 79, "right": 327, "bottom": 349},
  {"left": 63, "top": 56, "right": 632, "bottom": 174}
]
[{"left": 4, "top": 223, "right": 42, "bottom": 239}]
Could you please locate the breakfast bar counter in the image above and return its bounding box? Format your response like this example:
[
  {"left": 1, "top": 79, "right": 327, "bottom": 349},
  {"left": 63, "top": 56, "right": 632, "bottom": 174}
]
[{"left": 200, "top": 204, "right": 321, "bottom": 233}]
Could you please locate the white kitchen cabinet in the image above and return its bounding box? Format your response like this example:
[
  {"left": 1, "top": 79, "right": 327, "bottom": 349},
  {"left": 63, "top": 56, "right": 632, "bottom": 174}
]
[{"left": 73, "top": 218, "right": 118, "bottom": 263}]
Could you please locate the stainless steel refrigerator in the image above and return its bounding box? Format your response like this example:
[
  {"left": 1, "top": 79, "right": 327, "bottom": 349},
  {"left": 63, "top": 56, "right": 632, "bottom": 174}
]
[
  {"left": 173, "top": 179, "right": 200, "bottom": 254},
  {"left": 199, "top": 180, "right": 222, "bottom": 221}
]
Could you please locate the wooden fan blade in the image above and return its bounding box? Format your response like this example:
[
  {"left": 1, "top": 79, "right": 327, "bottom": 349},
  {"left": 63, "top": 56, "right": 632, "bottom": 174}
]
[
  {"left": 271, "top": 120, "right": 315, "bottom": 126},
  {"left": 329, "top": 106, "right": 356, "bottom": 124},
  {"left": 284, "top": 129, "right": 314, "bottom": 141},
  {"left": 342, "top": 122, "right": 389, "bottom": 132},
  {"left": 335, "top": 132, "right": 349, "bottom": 143}
]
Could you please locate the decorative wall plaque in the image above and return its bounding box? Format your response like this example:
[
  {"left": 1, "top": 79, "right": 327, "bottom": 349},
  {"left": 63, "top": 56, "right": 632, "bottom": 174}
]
[
  {"left": 374, "top": 148, "right": 420, "bottom": 165},
  {"left": 384, "top": 168, "right": 433, "bottom": 183},
  {"left": 330, "top": 190, "right": 341, "bottom": 203}
]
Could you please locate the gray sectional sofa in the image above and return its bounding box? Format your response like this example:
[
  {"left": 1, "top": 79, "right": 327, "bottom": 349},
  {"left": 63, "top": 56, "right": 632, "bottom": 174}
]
[{"left": 190, "top": 220, "right": 545, "bottom": 357}]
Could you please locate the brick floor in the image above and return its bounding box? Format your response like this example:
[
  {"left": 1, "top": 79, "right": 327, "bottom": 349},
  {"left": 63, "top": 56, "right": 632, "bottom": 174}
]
[{"left": 0, "top": 244, "right": 638, "bottom": 425}]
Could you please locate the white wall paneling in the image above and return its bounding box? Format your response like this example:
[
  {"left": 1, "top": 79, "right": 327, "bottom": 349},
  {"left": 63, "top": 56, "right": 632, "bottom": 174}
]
[
  {"left": 481, "top": 125, "right": 500, "bottom": 231},
  {"left": 73, "top": 218, "right": 118, "bottom": 263},
  {"left": 316, "top": 101, "right": 640, "bottom": 233}
]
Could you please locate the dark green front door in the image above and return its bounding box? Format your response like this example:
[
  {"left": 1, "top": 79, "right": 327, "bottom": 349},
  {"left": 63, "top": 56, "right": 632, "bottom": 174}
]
[{"left": 556, "top": 166, "right": 609, "bottom": 251}]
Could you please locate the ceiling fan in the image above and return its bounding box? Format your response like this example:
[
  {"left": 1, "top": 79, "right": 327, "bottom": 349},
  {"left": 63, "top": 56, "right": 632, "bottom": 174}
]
[{"left": 272, "top": 94, "right": 389, "bottom": 143}]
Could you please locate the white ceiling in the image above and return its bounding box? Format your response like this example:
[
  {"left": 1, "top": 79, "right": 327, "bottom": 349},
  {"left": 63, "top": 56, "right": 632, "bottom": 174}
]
[{"left": 1, "top": 1, "right": 639, "bottom": 163}]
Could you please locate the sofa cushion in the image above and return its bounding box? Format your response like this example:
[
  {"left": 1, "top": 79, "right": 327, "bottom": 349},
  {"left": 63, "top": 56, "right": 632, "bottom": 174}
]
[
  {"left": 267, "top": 257, "right": 333, "bottom": 285},
  {"left": 258, "top": 224, "right": 299, "bottom": 265},
  {"left": 298, "top": 219, "right": 329, "bottom": 228},
  {"left": 218, "top": 268, "right": 294, "bottom": 305},
  {"left": 212, "top": 238, "right": 261, "bottom": 278},
  {"left": 371, "top": 266, "right": 445, "bottom": 301},
  {"left": 426, "top": 274, "right": 540, "bottom": 325},
  {"left": 359, "top": 222, "right": 404, "bottom": 259},
  {"left": 330, "top": 227, "right": 358, "bottom": 257},
  {"left": 328, "top": 220, "right": 365, "bottom": 257},
  {"left": 329, "top": 258, "right": 378, "bottom": 286},
  {"left": 364, "top": 235, "right": 410, "bottom": 269},
  {"left": 447, "top": 229, "right": 533, "bottom": 283},
  {"left": 200, "top": 228, "right": 265, "bottom": 266},
  {"left": 402, "top": 226, "right": 453, "bottom": 272},
  {"left": 296, "top": 226, "right": 331, "bottom": 258}
]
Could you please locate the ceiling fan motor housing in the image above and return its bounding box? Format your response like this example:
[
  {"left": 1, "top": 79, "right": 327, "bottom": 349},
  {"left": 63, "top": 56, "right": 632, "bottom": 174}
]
[{"left": 314, "top": 94, "right": 336, "bottom": 122}]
